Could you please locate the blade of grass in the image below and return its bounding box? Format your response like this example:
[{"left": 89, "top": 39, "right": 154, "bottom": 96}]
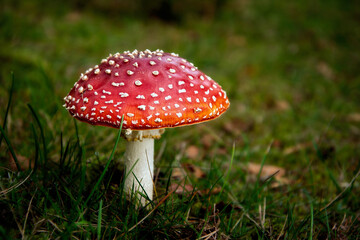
[
  {"left": 83, "top": 116, "right": 124, "bottom": 207},
  {"left": 30, "top": 124, "right": 39, "bottom": 171},
  {"left": 0, "top": 124, "right": 20, "bottom": 171},
  {"left": 0, "top": 72, "right": 15, "bottom": 148},
  {"left": 28, "top": 104, "right": 47, "bottom": 165},
  {"left": 97, "top": 199, "right": 103, "bottom": 240},
  {"left": 320, "top": 169, "right": 360, "bottom": 212}
]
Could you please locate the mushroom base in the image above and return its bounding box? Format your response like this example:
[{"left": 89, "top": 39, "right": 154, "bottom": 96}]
[{"left": 123, "top": 136, "right": 155, "bottom": 206}]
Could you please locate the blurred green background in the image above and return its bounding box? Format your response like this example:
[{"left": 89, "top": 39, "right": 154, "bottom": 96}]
[{"left": 1, "top": 0, "right": 360, "bottom": 238}]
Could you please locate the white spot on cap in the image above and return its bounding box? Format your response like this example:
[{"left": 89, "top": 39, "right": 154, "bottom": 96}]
[
  {"left": 203, "top": 97, "right": 207, "bottom": 102},
  {"left": 179, "top": 89, "right": 186, "bottom": 93},
  {"left": 152, "top": 71, "right": 159, "bottom": 76},
  {"left": 165, "top": 95, "right": 172, "bottom": 100},
  {"left": 105, "top": 100, "right": 114, "bottom": 104},
  {"left": 132, "top": 120, "right": 138, "bottom": 124},
  {"left": 188, "top": 75, "right": 194, "bottom": 80},
  {"left": 112, "top": 82, "right": 124, "bottom": 87},
  {"left": 151, "top": 92, "right": 158, "bottom": 98},
  {"left": 138, "top": 105, "right": 146, "bottom": 110},
  {"left": 212, "top": 96, "right": 216, "bottom": 102},
  {"left": 174, "top": 104, "right": 180, "bottom": 108},
  {"left": 114, "top": 72, "right": 119, "bottom": 76},
  {"left": 78, "top": 86, "right": 84, "bottom": 93},
  {"left": 105, "top": 69, "right": 111, "bottom": 74},
  {"left": 154, "top": 118, "right": 162, "bottom": 123},
  {"left": 127, "top": 70, "right": 134, "bottom": 75},
  {"left": 200, "top": 75, "right": 205, "bottom": 81},
  {"left": 178, "top": 81, "right": 185, "bottom": 86},
  {"left": 200, "top": 85, "right": 204, "bottom": 89},
  {"left": 134, "top": 80, "right": 142, "bottom": 86},
  {"left": 80, "top": 106, "right": 86, "bottom": 111},
  {"left": 119, "top": 92, "right": 129, "bottom": 97},
  {"left": 103, "top": 90, "right": 111, "bottom": 95},
  {"left": 108, "top": 60, "right": 115, "bottom": 65},
  {"left": 133, "top": 62, "right": 138, "bottom": 68},
  {"left": 84, "top": 97, "right": 89, "bottom": 103},
  {"left": 169, "top": 68, "right": 176, "bottom": 73},
  {"left": 82, "top": 75, "right": 88, "bottom": 81},
  {"left": 107, "top": 115, "right": 112, "bottom": 119},
  {"left": 154, "top": 100, "right": 159, "bottom": 104},
  {"left": 127, "top": 113, "right": 134, "bottom": 117},
  {"left": 186, "top": 97, "right": 192, "bottom": 102},
  {"left": 168, "top": 84, "right": 173, "bottom": 89},
  {"left": 205, "top": 90, "right": 210, "bottom": 95},
  {"left": 94, "top": 69, "right": 100, "bottom": 74},
  {"left": 159, "top": 87, "right": 165, "bottom": 92},
  {"left": 94, "top": 101, "right": 99, "bottom": 105},
  {"left": 194, "top": 108, "right": 202, "bottom": 113},
  {"left": 136, "top": 95, "right": 145, "bottom": 99},
  {"left": 149, "top": 61, "right": 156, "bottom": 66}
]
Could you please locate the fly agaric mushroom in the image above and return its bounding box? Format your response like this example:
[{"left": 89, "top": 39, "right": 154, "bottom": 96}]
[{"left": 64, "top": 49, "right": 230, "bottom": 205}]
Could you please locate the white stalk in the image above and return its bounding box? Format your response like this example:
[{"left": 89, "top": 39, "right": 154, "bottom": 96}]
[{"left": 124, "top": 137, "right": 154, "bottom": 206}]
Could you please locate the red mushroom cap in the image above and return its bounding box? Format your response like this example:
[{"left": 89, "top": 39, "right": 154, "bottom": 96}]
[{"left": 64, "top": 49, "right": 230, "bottom": 130}]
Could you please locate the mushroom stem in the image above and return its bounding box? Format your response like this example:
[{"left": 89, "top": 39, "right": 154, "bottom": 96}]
[{"left": 124, "top": 137, "right": 154, "bottom": 205}]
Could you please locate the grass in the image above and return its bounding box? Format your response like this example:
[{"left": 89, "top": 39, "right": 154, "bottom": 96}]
[{"left": 1, "top": 0, "right": 360, "bottom": 239}]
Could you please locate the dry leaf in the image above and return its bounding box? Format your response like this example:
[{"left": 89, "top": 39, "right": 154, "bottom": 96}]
[
  {"left": 8, "top": 152, "right": 33, "bottom": 171},
  {"left": 169, "top": 183, "right": 194, "bottom": 194},
  {"left": 182, "top": 163, "right": 206, "bottom": 179},
  {"left": 186, "top": 145, "right": 200, "bottom": 159},
  {"left": 201, "top": 134, "right": 215, "bottom": 148},
  {"left": 199, "top": 187, "right": 222, "bottom": 196},
  {"left": 283, "top": 142, "right": 312, "bottom": 155},
  {"left": 246, "top": 162, "right": 290, "bottom": 187},
  {"left": 247, "top": 162, "right": 286, "bottom": 180},
  {"left": 348, "top": 113, "right": 360, "bottom": 122},
  {"left": 275, "top": 100, "right": 290, "bottom": 111},
  {"left": 317, "top": 61, "right": 335, "bottom": 80},
  {"left": 171, "top": 167, "right": 186, "bottom": 181}
]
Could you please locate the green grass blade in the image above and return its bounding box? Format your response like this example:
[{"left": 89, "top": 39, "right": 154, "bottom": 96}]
[
  {"left": 0, "top": 72, "right": 15, "bottom": 148},
  {"left": 97, "top": 199, "right": 103, "bottom": 240},
  {"left": 30, "top": 123, "right": 39, "bottom": 171},
  {"left": 27, "top": 104, "right": 47, "bottom": 165},
  {"left": 0, "top": 124, "right": 20, "bottom": 171},
  {"left": 83, "top": 116, "right": 124, "bottom": 207}
]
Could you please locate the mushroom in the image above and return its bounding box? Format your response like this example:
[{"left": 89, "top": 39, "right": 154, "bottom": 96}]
[{"left": 64, "top": 49, "right": 230, "bottom": 206}]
